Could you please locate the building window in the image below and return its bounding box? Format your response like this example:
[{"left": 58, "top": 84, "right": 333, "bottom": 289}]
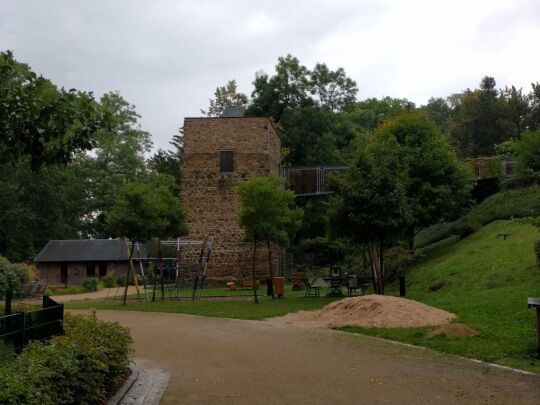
[{"left": 220, "top": 150, "right": 234, "bottom": 174}]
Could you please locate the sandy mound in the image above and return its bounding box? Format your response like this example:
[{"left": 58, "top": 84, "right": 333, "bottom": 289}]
[
  {"left": 273, "top": 295, "right": 456, "bottom": 329},
  {"left": 427, "top": 323, "right": 477, "bottom": 338}
]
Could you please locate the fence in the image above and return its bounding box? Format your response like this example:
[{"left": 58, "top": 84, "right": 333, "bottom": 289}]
[{"left": 0, "top": 296, "right": 64, "bottom": 354}]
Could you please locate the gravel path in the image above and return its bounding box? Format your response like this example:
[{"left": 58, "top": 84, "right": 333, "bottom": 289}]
[
  {"left": 53, "top": 286, "right": 141, "bottom": 302},
  {"left": 72, "top": 310, "right": 540, "bottom": 404}
]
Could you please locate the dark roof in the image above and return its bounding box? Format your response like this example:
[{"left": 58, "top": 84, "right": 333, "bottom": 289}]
[{"left": 34, "top": 240, "right": 147, "bottom": 263}]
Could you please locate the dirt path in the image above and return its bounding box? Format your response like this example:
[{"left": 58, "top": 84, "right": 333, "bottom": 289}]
[
  {"left": 52, "top": 286, "right": 140, "bottom": 302},
  {"left": 71, "top": 310, "right": 540, "bottom": 404}
]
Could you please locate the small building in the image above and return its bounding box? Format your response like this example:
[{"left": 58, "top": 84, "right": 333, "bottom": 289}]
[{"left": 35, "top": 239, "right": 145, "bottom": 286}]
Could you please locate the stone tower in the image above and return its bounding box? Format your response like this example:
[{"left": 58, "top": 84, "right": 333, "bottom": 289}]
[{"left": 181, "top": 116, "right": 281, "bottom": 280}]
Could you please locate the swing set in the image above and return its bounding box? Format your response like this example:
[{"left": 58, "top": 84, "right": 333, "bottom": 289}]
[{"left": 104, "top": 237, "right": 213, "bottom": 302}]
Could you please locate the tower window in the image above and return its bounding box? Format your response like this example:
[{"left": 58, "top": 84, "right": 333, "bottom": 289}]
[{"left": 220, "top": 150, "right": 234, "bottom": 174}]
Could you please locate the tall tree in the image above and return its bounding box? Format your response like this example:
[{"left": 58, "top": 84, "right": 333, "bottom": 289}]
[
  {"left": 0, "top": 51, "right": 107, "bottom": 170},
  {"left": 236, "top": 174, "right": 303, "bottom": 302},
  {"left": 0, "top": 161, "right": 88, "bottom": 261},
  {"left": 421, "top": 97, "right": 451, "bottom": 135},
  {"left": 75, "top": 91, "right": 153, "bottom": 237},
  {"left": 201, "top": 79, "right": 248, "bottom": 117},
  {"left": 449, "top": 76, "right": 516, "bottom": 157},
  {"left": 309, "top": 63, "right": 358, "bottom": 111},
  {"left": 330, "top": 152, "right": 410, "bottom": 294},
  {"left": 105, "top": 173, "right": 187, "bottom": 303},
  {"left": 248, "top": 55, "right": 312, "bottom": 123},
  {"left": 369, "top": 111, "right": 472, "bottom": 250}
]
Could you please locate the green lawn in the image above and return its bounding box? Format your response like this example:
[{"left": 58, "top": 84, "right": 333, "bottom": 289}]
[
  {"left": 344, "top": 220, "right": 540, "bottom": 373},
  {"left": 66, "top": 285, "right": 342, "bottom": 320}
]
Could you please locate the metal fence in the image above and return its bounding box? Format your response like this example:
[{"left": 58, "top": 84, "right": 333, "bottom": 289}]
[
  {"left": 281, "top": 165, "right": 348, "bottom": 197},
  {"left": 0, "top": 296, "right": 64, "bottom": 354}
]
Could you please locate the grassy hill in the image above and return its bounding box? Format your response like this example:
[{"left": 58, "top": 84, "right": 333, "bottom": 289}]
[
  {"left": 416, "top": 186, "right": 540, "bottom": 248},
  {"left": 344, "top": 219, "right": 540, "bottom": 373}
]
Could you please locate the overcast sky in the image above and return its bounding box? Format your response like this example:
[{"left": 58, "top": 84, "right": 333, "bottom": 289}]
[{"left": 2, "top": 0, "right": 539, "bottom": 151}]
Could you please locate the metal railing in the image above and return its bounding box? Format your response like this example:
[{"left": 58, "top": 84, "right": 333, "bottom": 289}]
[
  {"left": 281, "top": 165, "right": 348, "bottom": 197},
  {"left": 0, "top": 296, "right": 64, "bottom": 354}
]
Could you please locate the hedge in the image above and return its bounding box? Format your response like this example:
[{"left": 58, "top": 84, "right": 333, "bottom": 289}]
[{"left": 0, "top": 312, "right": 133, "bottom": 405}]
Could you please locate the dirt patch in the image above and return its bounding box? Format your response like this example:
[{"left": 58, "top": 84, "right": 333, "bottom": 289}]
[
  {"left": 271, "top": 294, "right": 456, "bottom": 328},
  {"left": 427, "top": 323, "right": 477, "bottom": 338}
]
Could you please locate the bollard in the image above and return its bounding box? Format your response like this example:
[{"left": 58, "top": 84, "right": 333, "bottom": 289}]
[
  {"left": 266, "top": 278, "right": 273, "bottom": 296},
  {"left": 5, "top": 287, "right": 12, "bottom": 315},
  {"left": 399, "top": 276, "right": 406, "bottom": 297}
]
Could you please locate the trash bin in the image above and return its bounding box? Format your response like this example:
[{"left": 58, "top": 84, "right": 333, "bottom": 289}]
[{"left": 273, "top": 277, "right": 285, "bottom": 298}]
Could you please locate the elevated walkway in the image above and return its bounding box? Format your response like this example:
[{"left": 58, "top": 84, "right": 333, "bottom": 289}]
[{"left": 281, "top": 165, "right": 348, "bottom": 197}]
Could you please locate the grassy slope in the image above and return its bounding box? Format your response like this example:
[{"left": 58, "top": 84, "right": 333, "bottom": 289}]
[
  {"left": 416, "top": 186, "right": 540, "bottom": 248},
  {"left": 344, "top": 219, "right": 540, "bottom": 372}
]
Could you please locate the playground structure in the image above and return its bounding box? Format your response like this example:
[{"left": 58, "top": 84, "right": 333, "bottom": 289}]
[{"left": 105, "top": 237, "right": 214, "bottom": 302}]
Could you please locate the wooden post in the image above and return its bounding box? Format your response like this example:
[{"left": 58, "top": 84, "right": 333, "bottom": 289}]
[
  {"left": 4, "top": 286, "right": 12, "bottom": 315},
  {"left": 123, "top": 239, "right": 135, "bottom": 305}
]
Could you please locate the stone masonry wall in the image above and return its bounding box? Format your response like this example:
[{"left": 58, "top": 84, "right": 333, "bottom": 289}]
[{"left": 181, "top": 117, "right": 281, "bottom": 281}]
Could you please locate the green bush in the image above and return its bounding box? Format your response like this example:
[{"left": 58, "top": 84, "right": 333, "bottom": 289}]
[
  {"left": 452, "top": 218, "right": 482, "bottom": 239},
  {"left": 115, "top": 275, "right": 127, "bottom": 287},
  {"left": 81, "top": 277, "right": 98, "bottom": 292},
  {"left": 101, "top": 274, "right": 115, "bottom": 288},
  {"left": 0, "top": 313, "right": 133, "bottom": 405},
  {"left": 0, "top": 256, "right": 26, "bottom": 299}
]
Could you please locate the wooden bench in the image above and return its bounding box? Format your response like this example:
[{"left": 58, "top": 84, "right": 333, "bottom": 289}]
[{"left": 240, "top": 279, "right": 260, "bottom": 289}]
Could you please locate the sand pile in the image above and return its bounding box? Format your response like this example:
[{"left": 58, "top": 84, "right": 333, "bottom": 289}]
[{"left": 274, "top": 294, "right": 456, "bottom": 329}]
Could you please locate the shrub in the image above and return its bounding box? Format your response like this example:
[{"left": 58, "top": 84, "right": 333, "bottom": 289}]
[
  {"left": 101, "top": 274, "right": 115, "bottom": 288},
  {"left": 0, "top": 256, "right": 26, "bottom": 299},
  {"left": 452, "top": 218, "right": 482, "bottom": 239},
  {"left": 81, "top": 277, "right": 98, "bottom": 292},
  {"left": 115, "top": 274, "right": 127, "bottom": 287},
  {"left": 0, "top": 313, "right": 133, "bottom": 405}
]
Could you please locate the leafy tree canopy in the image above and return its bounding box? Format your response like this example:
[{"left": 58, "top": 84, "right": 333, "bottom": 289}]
[
  {"left": 247, "top": 54, "right": 357, "bottom": 122},
  {"left": 105, "top": 173, "right": 187, "bottom": 242},
  {"left": 368, "top": 110, "right": 472, "bottom": 242},
  {"left": 0, "top": 51, "right": 108, "bottom": 170},
  {"left": 201, "top": 79, "right": 248, "bottom": 117},
  {"left": 236, "top": 174, "right": 303, "bottom": 246}
]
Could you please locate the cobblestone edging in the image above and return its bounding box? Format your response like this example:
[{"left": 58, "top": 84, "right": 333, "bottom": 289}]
[{"left": 108, "top": 359, "right": 170, "bottom": 405}]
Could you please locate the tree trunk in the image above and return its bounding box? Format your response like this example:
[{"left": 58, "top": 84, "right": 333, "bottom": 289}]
[
  {"left": 367, "top": 241, "right": 384, "bottom": 295},
  {"left": 379, "top": 239, "right": 385, "bottom": 295},
  {"left": 123, "top": 240, "right": 136, "bottom": 305},
  {"left": 159, "top": 241, "right": 165, "bottom": 300},
  {"left": 252, "top": 239, "right": 259, "bottom": 304},
  {"left": 267, "top": 240, "right": 275, "bottom": 299},
  {"left": 151, "top": 265, "right": 157, "bottom": 302}
]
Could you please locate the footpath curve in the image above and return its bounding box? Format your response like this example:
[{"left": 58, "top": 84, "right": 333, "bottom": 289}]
[{"left": 71, "top": 310, "right": 540, "bottom": 405}]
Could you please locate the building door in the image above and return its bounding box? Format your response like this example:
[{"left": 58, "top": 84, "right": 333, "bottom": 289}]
[
  {"left": 99, "top": 262, "right": 107, "bottom": 278},
  {"left": 86, "top": 262, "right": 96, "bottom": 277},
  {"left": 60, "top": 263, "right": 68, "bottom": 285}
]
